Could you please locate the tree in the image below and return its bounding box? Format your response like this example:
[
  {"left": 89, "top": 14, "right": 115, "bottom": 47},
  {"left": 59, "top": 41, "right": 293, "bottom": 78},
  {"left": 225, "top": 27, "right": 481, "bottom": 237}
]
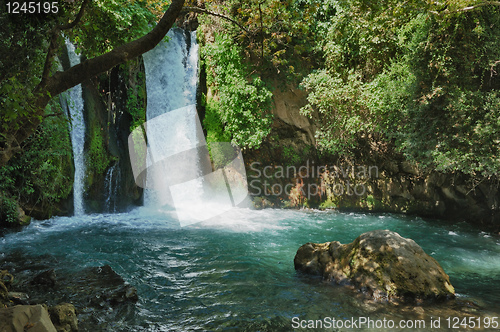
[
  {"left": 299, "top": 0, "right": 500, "bottom": 176},
  {"left": 0, "top": 0, "right": 186, "bottom": 167}
]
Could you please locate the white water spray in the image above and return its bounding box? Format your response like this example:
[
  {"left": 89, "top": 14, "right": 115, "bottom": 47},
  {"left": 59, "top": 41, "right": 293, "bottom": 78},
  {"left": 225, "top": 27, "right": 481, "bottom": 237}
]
[
  {"left": 132, "top": 29, "right": 248, "bottom": 226},
  {"left": 142, "top": 29, "right": 206, "bottom": 210},
  {"left": 65, "top": 41, "right": 86, "bottom": 215}
]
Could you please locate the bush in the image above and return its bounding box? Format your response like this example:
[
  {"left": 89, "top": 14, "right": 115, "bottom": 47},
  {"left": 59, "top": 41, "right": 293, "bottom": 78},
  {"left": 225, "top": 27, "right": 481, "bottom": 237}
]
[
  {"left": 201, "top": 34, "right": 273, "bottom": 149},
  {"left": 0, "top": 196, "right": 18, "bottom": 225}
]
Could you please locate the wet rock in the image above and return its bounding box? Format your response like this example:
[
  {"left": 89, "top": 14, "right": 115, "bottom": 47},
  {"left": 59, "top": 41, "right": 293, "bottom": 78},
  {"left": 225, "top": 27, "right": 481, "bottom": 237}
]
[
  {"left": 8, "top": 292, "right": 29, "bottom": 305},
  {"left": 75, "top": 265, "right": 138, "bottom": 307},
  {"left": 48, "top": 303, "right": 78, "bottom": 332},
  {"left": 0, "top": 304, "right": 57, "bottom": 332},
  {"left": 0, "top": 270, "right": 14, "bottom": 304},
  {"left": 31, "top": 269, "right": 57, "bottom": 288},
  {"left": 294, "top": 230, "right": 455, "bottom": 303}
]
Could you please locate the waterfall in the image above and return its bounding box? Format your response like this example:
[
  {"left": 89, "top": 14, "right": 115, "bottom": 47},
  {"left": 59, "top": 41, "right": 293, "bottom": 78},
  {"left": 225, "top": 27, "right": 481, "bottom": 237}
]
[
  {"left": 64, "top": 41, "right": 86, "bottom": 216},
  {"left": 141, "top": 29, "right": 207, "bottom": 209},
  {"left": 104, "top": 162, "right": 120, "bottom": 213},
  {"left": 131, "top": 28, "right": 248, "bottom": 226}
]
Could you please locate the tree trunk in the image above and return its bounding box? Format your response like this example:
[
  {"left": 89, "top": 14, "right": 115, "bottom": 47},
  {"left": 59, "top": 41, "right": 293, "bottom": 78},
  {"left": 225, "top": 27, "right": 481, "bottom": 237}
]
[{"left": 0, "top": 0, "right": 186, "bottom": 167}]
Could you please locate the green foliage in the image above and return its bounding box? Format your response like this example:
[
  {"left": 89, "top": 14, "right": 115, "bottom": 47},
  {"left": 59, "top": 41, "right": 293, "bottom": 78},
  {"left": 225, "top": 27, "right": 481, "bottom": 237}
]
[
  {"left": 300, "top": 3, "right": 500, "bottom": 176},
  {"left": 301, "top": 69, "right": 371, "bottom": 155},
  {"left": 123, "top": 60, "right": 147, "bottom": 132},
  {"left": 204, "top": 97, "right": 231, "bottom": 144},
  {"left": 320, "top": 0, "right": 428, "bottom": 80},
  {"left": 0, "top": 101, "right": 73, "bottom": 214},
  {"left": 0, "top": 0, "right": 58, "bottom": 135},
  {"left": 201, "top": 34, "right": 273, "bottom": 149},
  {"left": 199, "top": 0, "right": 326, "bottom": 80},
  {"left": 0, "top": 77, "right": 35, "bottom": 133},
  {"left": 319, "top": 198, "right": 337, "bottom": 209},
  {"left": 282, "top": 146, "right": 300, "bottom": 165},
  {"left": 65, "top": 0, "right": 157, "bottom": 57},
  {"left": 0, "top": 196, "right": 18, "bottom": 224},
  {"left": 368, "top": 9, "right": 500, "bottom": 175},
  {"left": 203, "top": 97, "right": 234, "bottom": 168}
]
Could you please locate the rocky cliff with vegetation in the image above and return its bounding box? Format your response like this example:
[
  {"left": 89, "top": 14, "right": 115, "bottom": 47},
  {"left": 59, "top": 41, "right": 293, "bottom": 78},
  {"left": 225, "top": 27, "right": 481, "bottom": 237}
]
[
  {"left": 1, "top": 0, "right": 499, "bottom": 233},
  {"left": 196, "top": 0, "right": 500, "bottom": 232}
]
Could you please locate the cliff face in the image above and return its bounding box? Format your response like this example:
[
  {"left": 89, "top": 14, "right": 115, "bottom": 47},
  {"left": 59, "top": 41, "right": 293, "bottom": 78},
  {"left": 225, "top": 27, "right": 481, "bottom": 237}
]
[
  {"left": 81, "top": 61, "right": 144, "bottom": 213},
  {"left": 270, "top": 83, "right": 316, "bottom": 146},
  {"left": 317, "top": 139, "right": 500, "bottom": 231},
  {"left": 239, "top": 80, "right": 499, "bottom": 232},
  {"left": 193, "top": 16, "right": 500, "bottom": 231}
]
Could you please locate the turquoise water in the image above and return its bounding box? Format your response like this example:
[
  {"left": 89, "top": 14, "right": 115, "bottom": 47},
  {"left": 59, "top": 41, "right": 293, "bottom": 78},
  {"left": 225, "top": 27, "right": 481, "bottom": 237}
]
[{"left": 1, "top": 208, "right": 500, "bottom": 331}]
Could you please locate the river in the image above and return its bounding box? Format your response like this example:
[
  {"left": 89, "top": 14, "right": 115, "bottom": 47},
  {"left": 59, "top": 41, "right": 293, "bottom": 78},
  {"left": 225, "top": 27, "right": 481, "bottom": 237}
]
[{"left": 1, "top": 208, "right": 499, "bottom": 331}]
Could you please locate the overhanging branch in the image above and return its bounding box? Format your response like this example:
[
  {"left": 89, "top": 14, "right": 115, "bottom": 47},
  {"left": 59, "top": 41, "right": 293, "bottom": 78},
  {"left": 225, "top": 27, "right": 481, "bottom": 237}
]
[
  {"left": 42, "top": 0, "right": 186, "bottom": 98},
  {"left": 182, "top": 6, "right": 249, "bottom": 33},
  {"left": 58, "top": 0, "right": 91, "bottom": 30},
  {"left": 430, "top": 1, "right": 500, "bottom": 15},
  {"left": 0, "top": 0, "right": 186, "bottom": 167},
  {"left": 40, "top": 0, "right": 91, "bottom": 87}
]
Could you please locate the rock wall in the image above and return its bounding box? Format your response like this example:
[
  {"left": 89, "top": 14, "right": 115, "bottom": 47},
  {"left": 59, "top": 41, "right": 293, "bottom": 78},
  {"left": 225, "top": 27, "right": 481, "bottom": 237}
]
[
  {"left": 81, "top": 61, "right": 145, "bottom": 213},
  {"left": 270, "top": 82, "right": 316, "bottom": 146},
  {"left": 318, "top": 139, "right": 500, "bottom": 232},
  {"left": 244, "top": 85, "right": 500, "bottom": 232}
]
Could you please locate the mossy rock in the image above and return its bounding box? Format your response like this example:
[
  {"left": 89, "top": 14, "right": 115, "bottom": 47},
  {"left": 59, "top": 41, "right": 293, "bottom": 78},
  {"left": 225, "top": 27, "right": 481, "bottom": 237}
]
[{"left": 294, "top": 230, "right": 455, "bottom": 303}]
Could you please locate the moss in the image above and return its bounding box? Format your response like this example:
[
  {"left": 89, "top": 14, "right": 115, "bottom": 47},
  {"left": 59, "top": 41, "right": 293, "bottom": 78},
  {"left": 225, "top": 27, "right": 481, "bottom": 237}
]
[{"left": 86, "top": 126, "right": 113, "bottom": 176}]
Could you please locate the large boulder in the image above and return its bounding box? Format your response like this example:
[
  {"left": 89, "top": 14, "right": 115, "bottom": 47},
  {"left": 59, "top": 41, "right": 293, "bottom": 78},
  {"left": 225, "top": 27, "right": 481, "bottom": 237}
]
[
  {"left": 294, "top": 229, "right": 455, "bottom": 302},
  {"left": 0, "top": 305, "right": 57, "bottom": 332}
]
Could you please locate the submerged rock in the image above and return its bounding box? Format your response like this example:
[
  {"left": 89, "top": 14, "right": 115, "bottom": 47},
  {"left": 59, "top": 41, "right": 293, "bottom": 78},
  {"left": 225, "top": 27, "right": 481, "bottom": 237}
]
[
  {"left": 74, "top": 265, "right": 139, "bottom": 306},
  {"left": 294, "top": 229, "right": 455, "bottom": 302},
  {"left": 31, "top": 269, "right": 57, "bottom": 288},
  {"left": 8, "top": 292, "right": 29, "bottom": 305}
]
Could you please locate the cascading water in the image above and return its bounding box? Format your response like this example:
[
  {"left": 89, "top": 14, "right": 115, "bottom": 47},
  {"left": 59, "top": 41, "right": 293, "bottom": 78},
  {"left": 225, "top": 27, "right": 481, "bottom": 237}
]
[
  {"left": 137, "top": 29, "right": 248, "bottom": 226},
  {"left": 64, "top": 41, "right": 86, "bottom": 215},
  {"left": 2, "top": 29, "right": 500, "bottom": 332},
  {"left": 141, "top": 29, "right": 210, "bottom": 216},
  {"left": 104, "top": 162, "right": 120, "bottom": 213}
]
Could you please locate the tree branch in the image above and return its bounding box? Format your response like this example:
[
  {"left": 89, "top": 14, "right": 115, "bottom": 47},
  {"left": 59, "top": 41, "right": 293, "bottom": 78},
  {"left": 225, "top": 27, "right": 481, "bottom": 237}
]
[
  {"left": 182, "top": 6, "right": 249, "bottom": 33},
  {"left": 430, "top": 1, "right": 500, "bottom": 15},
  {"left": 40, "top": 0, "right": 91, "bottom": 87},
  {"left": 0, "top": 0, "right": 186, "bottom": 168},
  {"left": 42, "top": 0, "right": 186, "bottom": 98},
  {"left": 58, "top": 0, "right": 91, "bottom": 30}
]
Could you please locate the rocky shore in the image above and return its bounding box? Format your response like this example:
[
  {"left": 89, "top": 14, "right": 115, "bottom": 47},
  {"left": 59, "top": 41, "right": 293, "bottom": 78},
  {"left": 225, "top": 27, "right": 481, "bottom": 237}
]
[{"left": 0, "top": 262, "right": 138, "bottom": 331}]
